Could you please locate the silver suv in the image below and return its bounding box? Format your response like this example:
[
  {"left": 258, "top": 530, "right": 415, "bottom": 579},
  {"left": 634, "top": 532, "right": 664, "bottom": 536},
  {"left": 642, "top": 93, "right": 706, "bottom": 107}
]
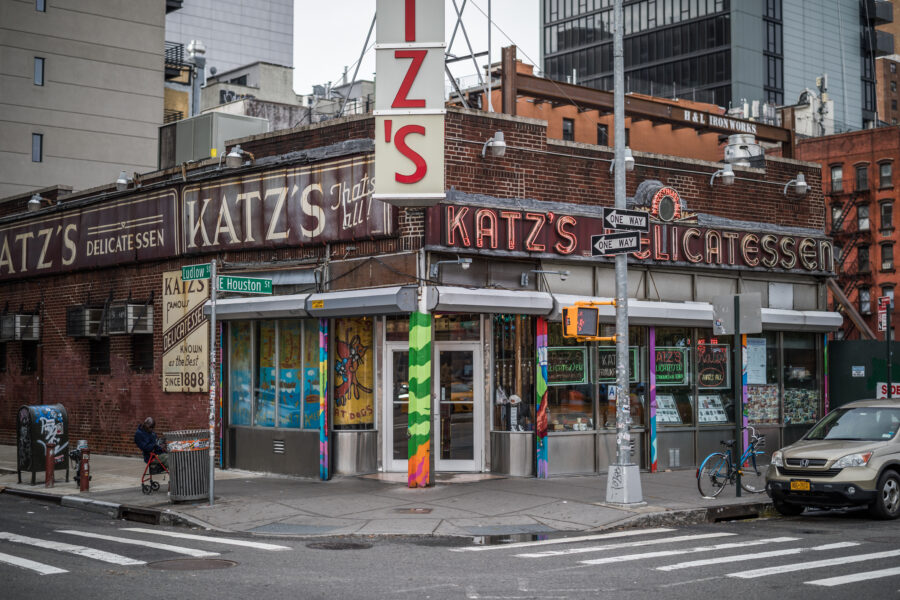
[{"left": 765, "top": 399, "right": 900, "bottom": 519}]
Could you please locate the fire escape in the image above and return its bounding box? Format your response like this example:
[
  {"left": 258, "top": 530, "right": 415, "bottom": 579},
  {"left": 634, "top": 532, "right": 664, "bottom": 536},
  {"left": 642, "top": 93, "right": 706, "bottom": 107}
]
[{"left": 829, "top": 185, "right": 876, "bottom": 339}]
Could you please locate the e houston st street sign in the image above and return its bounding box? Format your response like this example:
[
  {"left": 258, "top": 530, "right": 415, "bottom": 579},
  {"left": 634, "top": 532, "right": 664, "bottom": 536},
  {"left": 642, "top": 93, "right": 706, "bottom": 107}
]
[{"left": 217, "top": 275, "right": 273, "bottom": 295}]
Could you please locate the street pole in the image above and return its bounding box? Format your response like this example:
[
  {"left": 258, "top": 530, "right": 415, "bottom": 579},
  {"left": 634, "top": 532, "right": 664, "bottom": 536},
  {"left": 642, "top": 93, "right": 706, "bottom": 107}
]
[
  {"left": 889, "top": 301, "right": 893, "bottom": 399},
  {"left": 606, "top": 0, "right": 642, "bottom": 504},
  {"left": 734, "top": 294, "right": 742, "bottom": 497},
  {"left": 208, "top": 258, "right": 217, "bottom": 506}
]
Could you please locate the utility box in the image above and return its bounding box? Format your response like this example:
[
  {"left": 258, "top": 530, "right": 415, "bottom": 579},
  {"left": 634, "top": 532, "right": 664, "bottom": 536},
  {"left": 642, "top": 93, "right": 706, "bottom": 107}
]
[
  {"left": 158, "top": 112, "right": 269, "bottom": 170},
  {"left": 17, "top": 404, "right": 69, "bottom": 485}
]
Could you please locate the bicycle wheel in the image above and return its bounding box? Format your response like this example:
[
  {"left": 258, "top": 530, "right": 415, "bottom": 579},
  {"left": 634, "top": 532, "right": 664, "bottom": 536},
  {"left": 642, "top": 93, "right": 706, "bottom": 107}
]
[
  {"left": 739, "top": 451, "right": 769, "bottom": 494},
  {"left": 698, "top": 452, "right": 730, "bottom": 498}
]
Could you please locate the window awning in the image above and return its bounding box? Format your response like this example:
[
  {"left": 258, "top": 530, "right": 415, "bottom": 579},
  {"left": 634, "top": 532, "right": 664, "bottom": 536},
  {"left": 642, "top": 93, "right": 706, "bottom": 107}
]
[
  {"left": 427, "top": 286, "right": 554, "bottom": 315},
  {"left": 305, "top": 286, "right": 420, "bottom": 317},
  {"left": 202, "top": 293, "right": 309, "bottom": 320}
]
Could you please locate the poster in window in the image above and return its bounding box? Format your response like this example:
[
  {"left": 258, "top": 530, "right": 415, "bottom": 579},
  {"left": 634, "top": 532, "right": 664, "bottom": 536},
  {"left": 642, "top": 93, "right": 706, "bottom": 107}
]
[
  {"left": 698, "top": 394, "right": 728, "bottom": 423},
  {"left": 655, "top": 347, "right": 688, "bottom": 386},
  {"left": 784, "top": 389, "right": 819, "bottom": 424},
  {"left": 256, "top": 322, "right": 276, "bottom": 427},
  {"left": 697, "top": 344, "right": 730, "bottom": 389},
  {"left": 302, "top": 322, "right": 320, "bottom": 429},
  {"left": 547, "top": 347, "right": 587, "bottom": 385},
  {"left": 747, "top": 384, "right": 779, "bottom": 424},
  {"left": 278, "top": 320, "right": 302, "bottom": 428},
  {"left": 229, "top": 322, "right": 252, "bottom": 426},
  {"left": 333, "top": 317, "right": 374, "bottom": 427},
  {"left": 596, "top": 347, "right": 639, "bottom": 383},
  {"left": 746, "top": 338, "right": 767, "bottom": 385},
  {"left": 655, "top": 393, "right": 682, "bottom": 424}
]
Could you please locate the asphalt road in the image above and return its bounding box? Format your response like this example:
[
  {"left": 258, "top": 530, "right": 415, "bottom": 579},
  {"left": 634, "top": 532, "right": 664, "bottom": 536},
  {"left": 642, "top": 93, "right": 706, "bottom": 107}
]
[{"left": 2, "top": 494, "right": 899, "bottom": 599}]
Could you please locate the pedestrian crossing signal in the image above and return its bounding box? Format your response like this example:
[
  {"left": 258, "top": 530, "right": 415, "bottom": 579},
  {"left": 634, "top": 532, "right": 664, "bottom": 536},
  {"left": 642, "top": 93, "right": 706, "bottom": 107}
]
[{"left": 564, "top": 306, "right": 599, "bottom": 338}]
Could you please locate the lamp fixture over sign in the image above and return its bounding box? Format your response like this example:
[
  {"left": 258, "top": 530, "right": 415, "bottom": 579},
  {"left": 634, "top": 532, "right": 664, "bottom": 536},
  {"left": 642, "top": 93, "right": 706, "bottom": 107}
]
[
  {"left": 709, "top": 163, "right": 735, "bottom": 187},
  {"left": 609, "top": 147, "right": 635, "bottom": 174},
  {"left": 27, "top": 193, "right": 44, "bottom": 212},
  {"left": 115, "top": 170, "right": 131, "bottom": 191},
  {"left": 783, "top": 172, "right": 808, "bottom": 197},
  {"left": 225, "top": 145, "right": 254, "bottom": 169},
  {"left": 481, "top": 131, "right": 506, "bottom": 159},
  {"left": 429, "top": 257, "right": 472, "bottom": 279},
  {"left": 521, "top": 269, "right": 570, "bottom": 287}
]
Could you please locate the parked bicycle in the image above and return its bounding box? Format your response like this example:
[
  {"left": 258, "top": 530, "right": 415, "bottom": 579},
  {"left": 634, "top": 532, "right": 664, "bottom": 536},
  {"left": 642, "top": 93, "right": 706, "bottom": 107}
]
[{"left": 697, "top": 426, "right": 768, "bottom": 497}]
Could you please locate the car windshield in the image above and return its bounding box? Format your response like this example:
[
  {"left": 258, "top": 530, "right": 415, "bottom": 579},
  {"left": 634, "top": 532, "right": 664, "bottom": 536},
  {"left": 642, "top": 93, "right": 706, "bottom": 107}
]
[{"left": 805, "top": 407, "right": 900, "bottom": 441}]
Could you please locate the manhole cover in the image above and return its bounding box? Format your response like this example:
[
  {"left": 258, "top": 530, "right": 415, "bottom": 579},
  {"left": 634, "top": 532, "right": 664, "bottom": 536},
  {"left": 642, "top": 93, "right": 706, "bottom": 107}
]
[
  {"left": 306, "top": 541, "right": 373, "bottom": 550},
  {"left": 147, "top": 559, "right": 237, "bottom": 571}
]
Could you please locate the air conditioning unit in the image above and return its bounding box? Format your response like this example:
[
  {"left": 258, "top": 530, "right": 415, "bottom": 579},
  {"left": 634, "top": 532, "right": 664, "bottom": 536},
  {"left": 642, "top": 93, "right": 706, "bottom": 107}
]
[
  {"left": 107, "top": 303, "right": 154, "bottom": 334},
  {"left": 0, "top": 314, "right": 40, "bottom": 340},
  {"left": 66, "top": 306, "right": 107, "bottom": 337}
]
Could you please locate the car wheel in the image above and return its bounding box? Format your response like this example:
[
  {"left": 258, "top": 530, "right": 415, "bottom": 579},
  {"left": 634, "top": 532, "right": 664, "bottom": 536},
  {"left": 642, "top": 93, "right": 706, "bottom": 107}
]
[
  {"left": 869, "top": 471, "right": 900, "bottom": 520},
  {"left": 773, "top": 500, "right": 804, "bottom": 516}
]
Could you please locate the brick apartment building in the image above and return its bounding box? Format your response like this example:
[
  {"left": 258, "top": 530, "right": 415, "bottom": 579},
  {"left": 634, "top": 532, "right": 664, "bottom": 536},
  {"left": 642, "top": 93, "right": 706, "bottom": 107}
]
[{"left": 0, "top": 106, "right": 838, "bottom": 481}]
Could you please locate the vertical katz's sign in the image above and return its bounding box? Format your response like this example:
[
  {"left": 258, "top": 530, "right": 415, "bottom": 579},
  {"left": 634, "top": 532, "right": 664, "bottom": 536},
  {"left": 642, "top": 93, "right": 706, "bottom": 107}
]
[
  {"left": 374, "top": 0, "right": 445, "bottom": 207},
  {"left": 162, "top": 270, "right": 209, "bottom": 392}
]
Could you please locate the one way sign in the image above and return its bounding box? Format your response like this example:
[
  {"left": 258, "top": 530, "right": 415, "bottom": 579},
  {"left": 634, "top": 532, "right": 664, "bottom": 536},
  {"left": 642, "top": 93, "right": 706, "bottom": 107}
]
[
  {"left": 592, "top": 231, "right": 642, "bottom": 255},
  {"left": 602, "top": 207, "right": 649, "bottom": 232}
]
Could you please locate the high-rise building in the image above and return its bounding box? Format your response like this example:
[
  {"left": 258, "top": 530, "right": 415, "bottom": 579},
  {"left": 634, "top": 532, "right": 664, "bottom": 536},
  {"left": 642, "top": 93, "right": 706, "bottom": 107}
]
[
  {"left": 0, "top": 0, "right": 178, "bottom": 199},
  {"left": 165, "top": 0, "right": 293, "bottom": 77},
  {"left": 541, "top": 0, "right": 893, "bottom": 130}
]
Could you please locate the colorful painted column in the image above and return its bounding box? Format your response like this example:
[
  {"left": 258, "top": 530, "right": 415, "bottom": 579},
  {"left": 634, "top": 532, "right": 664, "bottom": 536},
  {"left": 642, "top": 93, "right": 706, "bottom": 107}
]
[
  {"left": 535, "top": 317, "right": 549, "bottom": 478},
  {"left": 649, "top": 327, "right": 657, "bottom": 473},
  {"left": 318, "top": 318, "right": 330, "bottom": 481},
  {"left": 408, "top": 310, "right": 432, "bottom": 488},
  {"left": 741, "top": 333, "right": 749, "bottom": 455},
  {"left": 823, "top": 334, "right": 829, "bottom": 415}
]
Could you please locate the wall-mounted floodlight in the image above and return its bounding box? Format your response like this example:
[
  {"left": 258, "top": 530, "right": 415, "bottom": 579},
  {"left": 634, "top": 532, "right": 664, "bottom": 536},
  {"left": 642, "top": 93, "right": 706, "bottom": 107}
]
[
  {"left": 521, "top": 269, "right": 570, "bottom": 286},
  {"left": 115, "top": 170, "right": 132, "bottom": 191},
  {"left": 709, "top": 162, "right": 735, "bottom": 187},
  {"left": 481, "top": 131, "right": 506, "bottom": 159},
  {"left": 609, "top": 147, "right": 635, "bottom": 174},
  {"left": 226, "top": 144, "right": 255, "bottom": 168},
  {"left": 783, "top": 172, "right": 808, "bottom": 197},
  {"left": 27, "top": 193, "right": 45, "bottom": 212},
  {"left": 430, "top": 257, "right": 472, "bottom": 279}
]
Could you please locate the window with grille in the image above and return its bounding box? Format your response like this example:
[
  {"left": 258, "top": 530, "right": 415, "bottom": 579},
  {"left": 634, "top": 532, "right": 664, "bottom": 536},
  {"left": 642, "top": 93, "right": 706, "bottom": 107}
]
[
  {"left": 597, "top": 123, "right": 609, "bottom": 146},
  {"left": 831, "top": 165, "right": 842, "bottom": 192},
  {"left": 856, "top": 164, "right": 868, "bottom": 191},
  {"left": 562, "top": 118, "right": 575, "bottom": 141},
  {"left": 883, "top": 244, "right": 894, "bottom": 271},
  {"left": 881, "top": 201, "right": 893, "bottom": 229},
  {"left": 880, "top": 162, "right": 893, "bottom": 188},
  {"left": 859, "top": 205, "right": 870, "bottom": 231},
  {"left": 860, "top": 287, "right": 872, "bottom": 315},
  {"left": 859, "top": 245, "right": 871, "bottom": 272},
  {"left": 22, "top": 341, "right": 38, "bottom": 374},
  {"left": 89, "top": 338, "right": 110, "bottom": 374},
  {"left": 131, "top": 335, "right": 153, "bottom": 372}
]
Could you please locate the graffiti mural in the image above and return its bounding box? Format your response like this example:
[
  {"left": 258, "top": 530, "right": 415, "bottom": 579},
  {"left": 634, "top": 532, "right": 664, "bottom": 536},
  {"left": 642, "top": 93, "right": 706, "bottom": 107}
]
[
  {"left": 408, "top": 311, "right": 432, "bottom": 488},
  {"left": 318, "top": 319, "right": 329, "bottom": 480},
  {"left": 535, "top": 318, "right": 549, "bottom": 478},
  {"left": 333, "top": 318, "right": 374, "bottom": 427}
]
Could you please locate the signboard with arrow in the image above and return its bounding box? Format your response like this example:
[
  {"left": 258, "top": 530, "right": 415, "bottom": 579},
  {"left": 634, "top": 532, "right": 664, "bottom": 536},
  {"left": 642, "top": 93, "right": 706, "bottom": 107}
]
[{"left": 602, "top": 207, "right": 649, "bottom": 232}]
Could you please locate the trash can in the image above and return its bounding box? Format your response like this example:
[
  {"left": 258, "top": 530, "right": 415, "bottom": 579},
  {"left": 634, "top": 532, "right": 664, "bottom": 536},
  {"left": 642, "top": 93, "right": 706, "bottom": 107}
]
[
  {"left": 17, "top": 404, "right": 69, "bottom": 485},
  {"left": 164, "top": 429, "right": 210, "bottom": 502}
]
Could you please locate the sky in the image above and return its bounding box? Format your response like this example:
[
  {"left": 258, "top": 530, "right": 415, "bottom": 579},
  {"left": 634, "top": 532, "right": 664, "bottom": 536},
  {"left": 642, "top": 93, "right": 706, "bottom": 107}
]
[{"left": 292, "top": 0, "right": 540, "bottom": 95}]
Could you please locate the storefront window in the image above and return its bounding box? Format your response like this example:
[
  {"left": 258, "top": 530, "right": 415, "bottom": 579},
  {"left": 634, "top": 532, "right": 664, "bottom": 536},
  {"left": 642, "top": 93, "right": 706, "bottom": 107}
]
[
  {"left": 655, "top": 327, "right": 693, "bottom": 426},
  {"left": 546, "top": 322, "right": 593, "bottom": 431},
  {"left": 333, "top": 317, "right": 375, "bottom": 430},
  {"left": 746, "top": 332, "right": 779, "bottom": 425},
  {"left": 254, "top": 321, "right": 276, "bottom": 427},
  {"left": 385, "top": 316, "right": 409, "bottom": 341},
  {"left": 278, "top": 320, "right": 303, "bottom": 428},
  {"left": 229, "top": 322, "right": 252, "bottom": 426},
  {"left": 434, "top": 313, "right": 480, "bottom": 341},
  {"left": 596, "top": 326, "right": 646, "bottom": 428},
  {"left": 696, "top": 330, "right": 735, "bottom": 425},
  {"left": 492, "top": 315, "right": 535, "bottom": 432},
  {"left": 783, "top": 333, "right": 819, "bottom": 425},
  {"left": 302, "top": 323, "right": 320, "bottom": 429}
]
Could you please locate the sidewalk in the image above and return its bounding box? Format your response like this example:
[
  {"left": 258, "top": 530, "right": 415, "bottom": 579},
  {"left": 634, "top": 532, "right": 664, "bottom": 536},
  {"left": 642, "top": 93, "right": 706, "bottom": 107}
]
[{"left": 0, "top": 445, "right": 773, "bottom": 537}]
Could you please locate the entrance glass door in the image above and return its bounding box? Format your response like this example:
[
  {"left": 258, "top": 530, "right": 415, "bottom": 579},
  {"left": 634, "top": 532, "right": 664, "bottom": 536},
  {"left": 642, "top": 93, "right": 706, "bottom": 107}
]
[
  {"left": 434, "top": 343, "right": 482, "bottom": 472},
  {"left": 384, "top": 345, "right": 409, "bottom": 472}
]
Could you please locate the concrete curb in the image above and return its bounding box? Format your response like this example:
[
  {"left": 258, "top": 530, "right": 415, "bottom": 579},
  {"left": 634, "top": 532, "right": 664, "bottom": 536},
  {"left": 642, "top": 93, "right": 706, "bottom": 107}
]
[
  {"left": 1, "top": 486, "right": 215, "bottom": 531},
  {"left": 595, "top": 501, "right": 775, "bottom": 532}
]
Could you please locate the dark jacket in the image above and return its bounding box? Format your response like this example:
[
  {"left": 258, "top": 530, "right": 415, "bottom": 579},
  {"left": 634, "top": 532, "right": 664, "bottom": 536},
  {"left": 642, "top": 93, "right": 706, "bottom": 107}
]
[{"left": 134, "top": 426, "right": 164, "bottom": 463}]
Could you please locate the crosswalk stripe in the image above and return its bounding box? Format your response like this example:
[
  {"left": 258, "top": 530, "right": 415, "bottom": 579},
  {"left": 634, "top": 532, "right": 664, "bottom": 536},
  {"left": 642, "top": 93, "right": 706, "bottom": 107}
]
[
  {"left": 581, "top": 537, "right": 800, "bottom": 566},
  {"left": 120, "top": 528, "right": 291, "bottom": 551},
  {"left": 57, "top": 530, "right": 220, "bottom": 558},
  {"left": 0, "top": 532, "right": 144, "bottom": 566},
  {"left": 516, "top": 532, "right": 736, "bottom": 558},
  {"left": 729, "top": 548, "right": 900, "bottom": 579},
  {"left": 0, "top": 551, "right": 67, "bottom": 575},
  {"left": 657, "top": 541, "right": 858, "bottom": 571},
  {"left": 451, "top": 528, "right": 675, "bottom": 552},
  {"left": 806, "top": 565, "right": 900, "bottom": 587}
]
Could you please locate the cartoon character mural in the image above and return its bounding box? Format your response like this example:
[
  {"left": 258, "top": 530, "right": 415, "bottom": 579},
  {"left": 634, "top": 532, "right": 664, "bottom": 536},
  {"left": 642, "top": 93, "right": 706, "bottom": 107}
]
[{"left": 333, "top": 318, "right": 374, "bottom": 427}]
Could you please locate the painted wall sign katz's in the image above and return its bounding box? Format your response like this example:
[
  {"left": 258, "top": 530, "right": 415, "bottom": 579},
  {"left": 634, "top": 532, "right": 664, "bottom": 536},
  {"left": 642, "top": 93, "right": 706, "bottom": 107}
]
[
  {"left": 426, "top": 191, "right": 834, "bottom": 275},
  {"left": 162, "top": 270, "right": 209, "bottom": 393}
]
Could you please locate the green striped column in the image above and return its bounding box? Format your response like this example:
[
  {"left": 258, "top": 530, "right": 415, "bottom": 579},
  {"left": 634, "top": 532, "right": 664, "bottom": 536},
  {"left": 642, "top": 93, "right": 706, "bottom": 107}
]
[{"left": 408, "top": 310, "right": 432, "bottom": 488}]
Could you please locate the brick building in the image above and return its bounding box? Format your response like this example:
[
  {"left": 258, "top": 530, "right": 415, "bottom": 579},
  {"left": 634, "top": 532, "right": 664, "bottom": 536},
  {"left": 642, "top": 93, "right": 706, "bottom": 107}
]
[
  {"left": 0, "top": 107, "right": 838, "bottom": 481},
  {"left": 795, "top": 126, "right": 900, "bottom": 341}
]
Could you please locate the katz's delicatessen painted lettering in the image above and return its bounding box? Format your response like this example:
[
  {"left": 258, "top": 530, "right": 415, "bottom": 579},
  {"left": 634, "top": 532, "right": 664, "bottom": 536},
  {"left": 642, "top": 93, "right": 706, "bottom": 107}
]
[{"left": 426, "top": 204, "right": 834, "bottom": 274}]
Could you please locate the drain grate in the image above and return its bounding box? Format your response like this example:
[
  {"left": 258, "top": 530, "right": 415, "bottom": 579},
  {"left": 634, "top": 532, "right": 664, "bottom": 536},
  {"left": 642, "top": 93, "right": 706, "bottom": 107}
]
[
  {"left": 394, "top": 508, "right": 433, "bottom": 514},
  {"left": 306, "top": 541, "right": 373, "bottom": 550},
  {"left": 148, "top": 559, "right": 237, "bottom": 571}
]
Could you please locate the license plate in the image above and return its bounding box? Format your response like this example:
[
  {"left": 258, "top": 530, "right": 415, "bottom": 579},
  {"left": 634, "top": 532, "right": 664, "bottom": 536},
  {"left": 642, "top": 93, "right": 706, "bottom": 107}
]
[{"left": 790, "top": 480, "right": 810, "bottom": 491}]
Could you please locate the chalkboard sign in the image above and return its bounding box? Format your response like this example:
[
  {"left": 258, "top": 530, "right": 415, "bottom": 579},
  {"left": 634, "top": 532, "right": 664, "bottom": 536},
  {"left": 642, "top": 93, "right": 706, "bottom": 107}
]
[
  {"left": 547, "top": 347, "right": 587, "bottom": 385},
  {"left": 596, "top": 347, "right": 639, "bottom": 383},
  {"left": 697, "top": 343, "right": 730, "bottom": 389},
  {"left": 655, "top": 347, "right": 688, "bottom": 386}
]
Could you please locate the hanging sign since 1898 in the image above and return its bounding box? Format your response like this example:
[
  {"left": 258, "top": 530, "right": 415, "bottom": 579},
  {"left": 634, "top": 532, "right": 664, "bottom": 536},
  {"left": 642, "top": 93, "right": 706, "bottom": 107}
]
[{"left": 373, "top": 0, "right": 445, "bottom": 207}]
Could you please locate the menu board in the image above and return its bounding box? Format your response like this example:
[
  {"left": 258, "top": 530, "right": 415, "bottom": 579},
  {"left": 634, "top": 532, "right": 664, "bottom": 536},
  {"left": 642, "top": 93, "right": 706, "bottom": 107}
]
[
  {"left": 655, "top": 347, "right": 688, "bottom": 386},
  {"left": 547, "top": 347, "right": 587, "bottom": 385},
  {"left": 698, "top": 394, "right": 728, "bottom": 423},
  {"left": 596, "top": 347, "right": 639, "bottom": 383},
  {"left": 746, "top": 338, "right": 767, "bottom": 385},
  {"left": 655, "top": 393, "right": 683, "bottom": 424},
  {"left": 697, "top": 344, "right": 730, "bottom": 389}
]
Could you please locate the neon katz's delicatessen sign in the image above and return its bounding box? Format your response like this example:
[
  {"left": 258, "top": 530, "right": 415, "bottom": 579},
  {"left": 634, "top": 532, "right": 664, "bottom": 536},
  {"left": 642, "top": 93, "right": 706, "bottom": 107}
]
[{"left": 426, "top": 202, "right": 834, "bottom": 275}]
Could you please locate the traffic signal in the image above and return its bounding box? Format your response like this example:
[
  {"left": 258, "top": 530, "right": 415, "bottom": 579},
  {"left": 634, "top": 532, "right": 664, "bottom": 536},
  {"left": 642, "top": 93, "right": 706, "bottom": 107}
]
[{"left": 563, "top": 305, "right": 600, "bottom": 338}]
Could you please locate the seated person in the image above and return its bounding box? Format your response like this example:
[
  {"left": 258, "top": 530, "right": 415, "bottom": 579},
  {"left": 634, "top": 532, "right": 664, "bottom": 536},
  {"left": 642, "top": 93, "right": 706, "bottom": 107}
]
[{"left": 134, "top": 417, "right": 168, "bottom": 468}]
